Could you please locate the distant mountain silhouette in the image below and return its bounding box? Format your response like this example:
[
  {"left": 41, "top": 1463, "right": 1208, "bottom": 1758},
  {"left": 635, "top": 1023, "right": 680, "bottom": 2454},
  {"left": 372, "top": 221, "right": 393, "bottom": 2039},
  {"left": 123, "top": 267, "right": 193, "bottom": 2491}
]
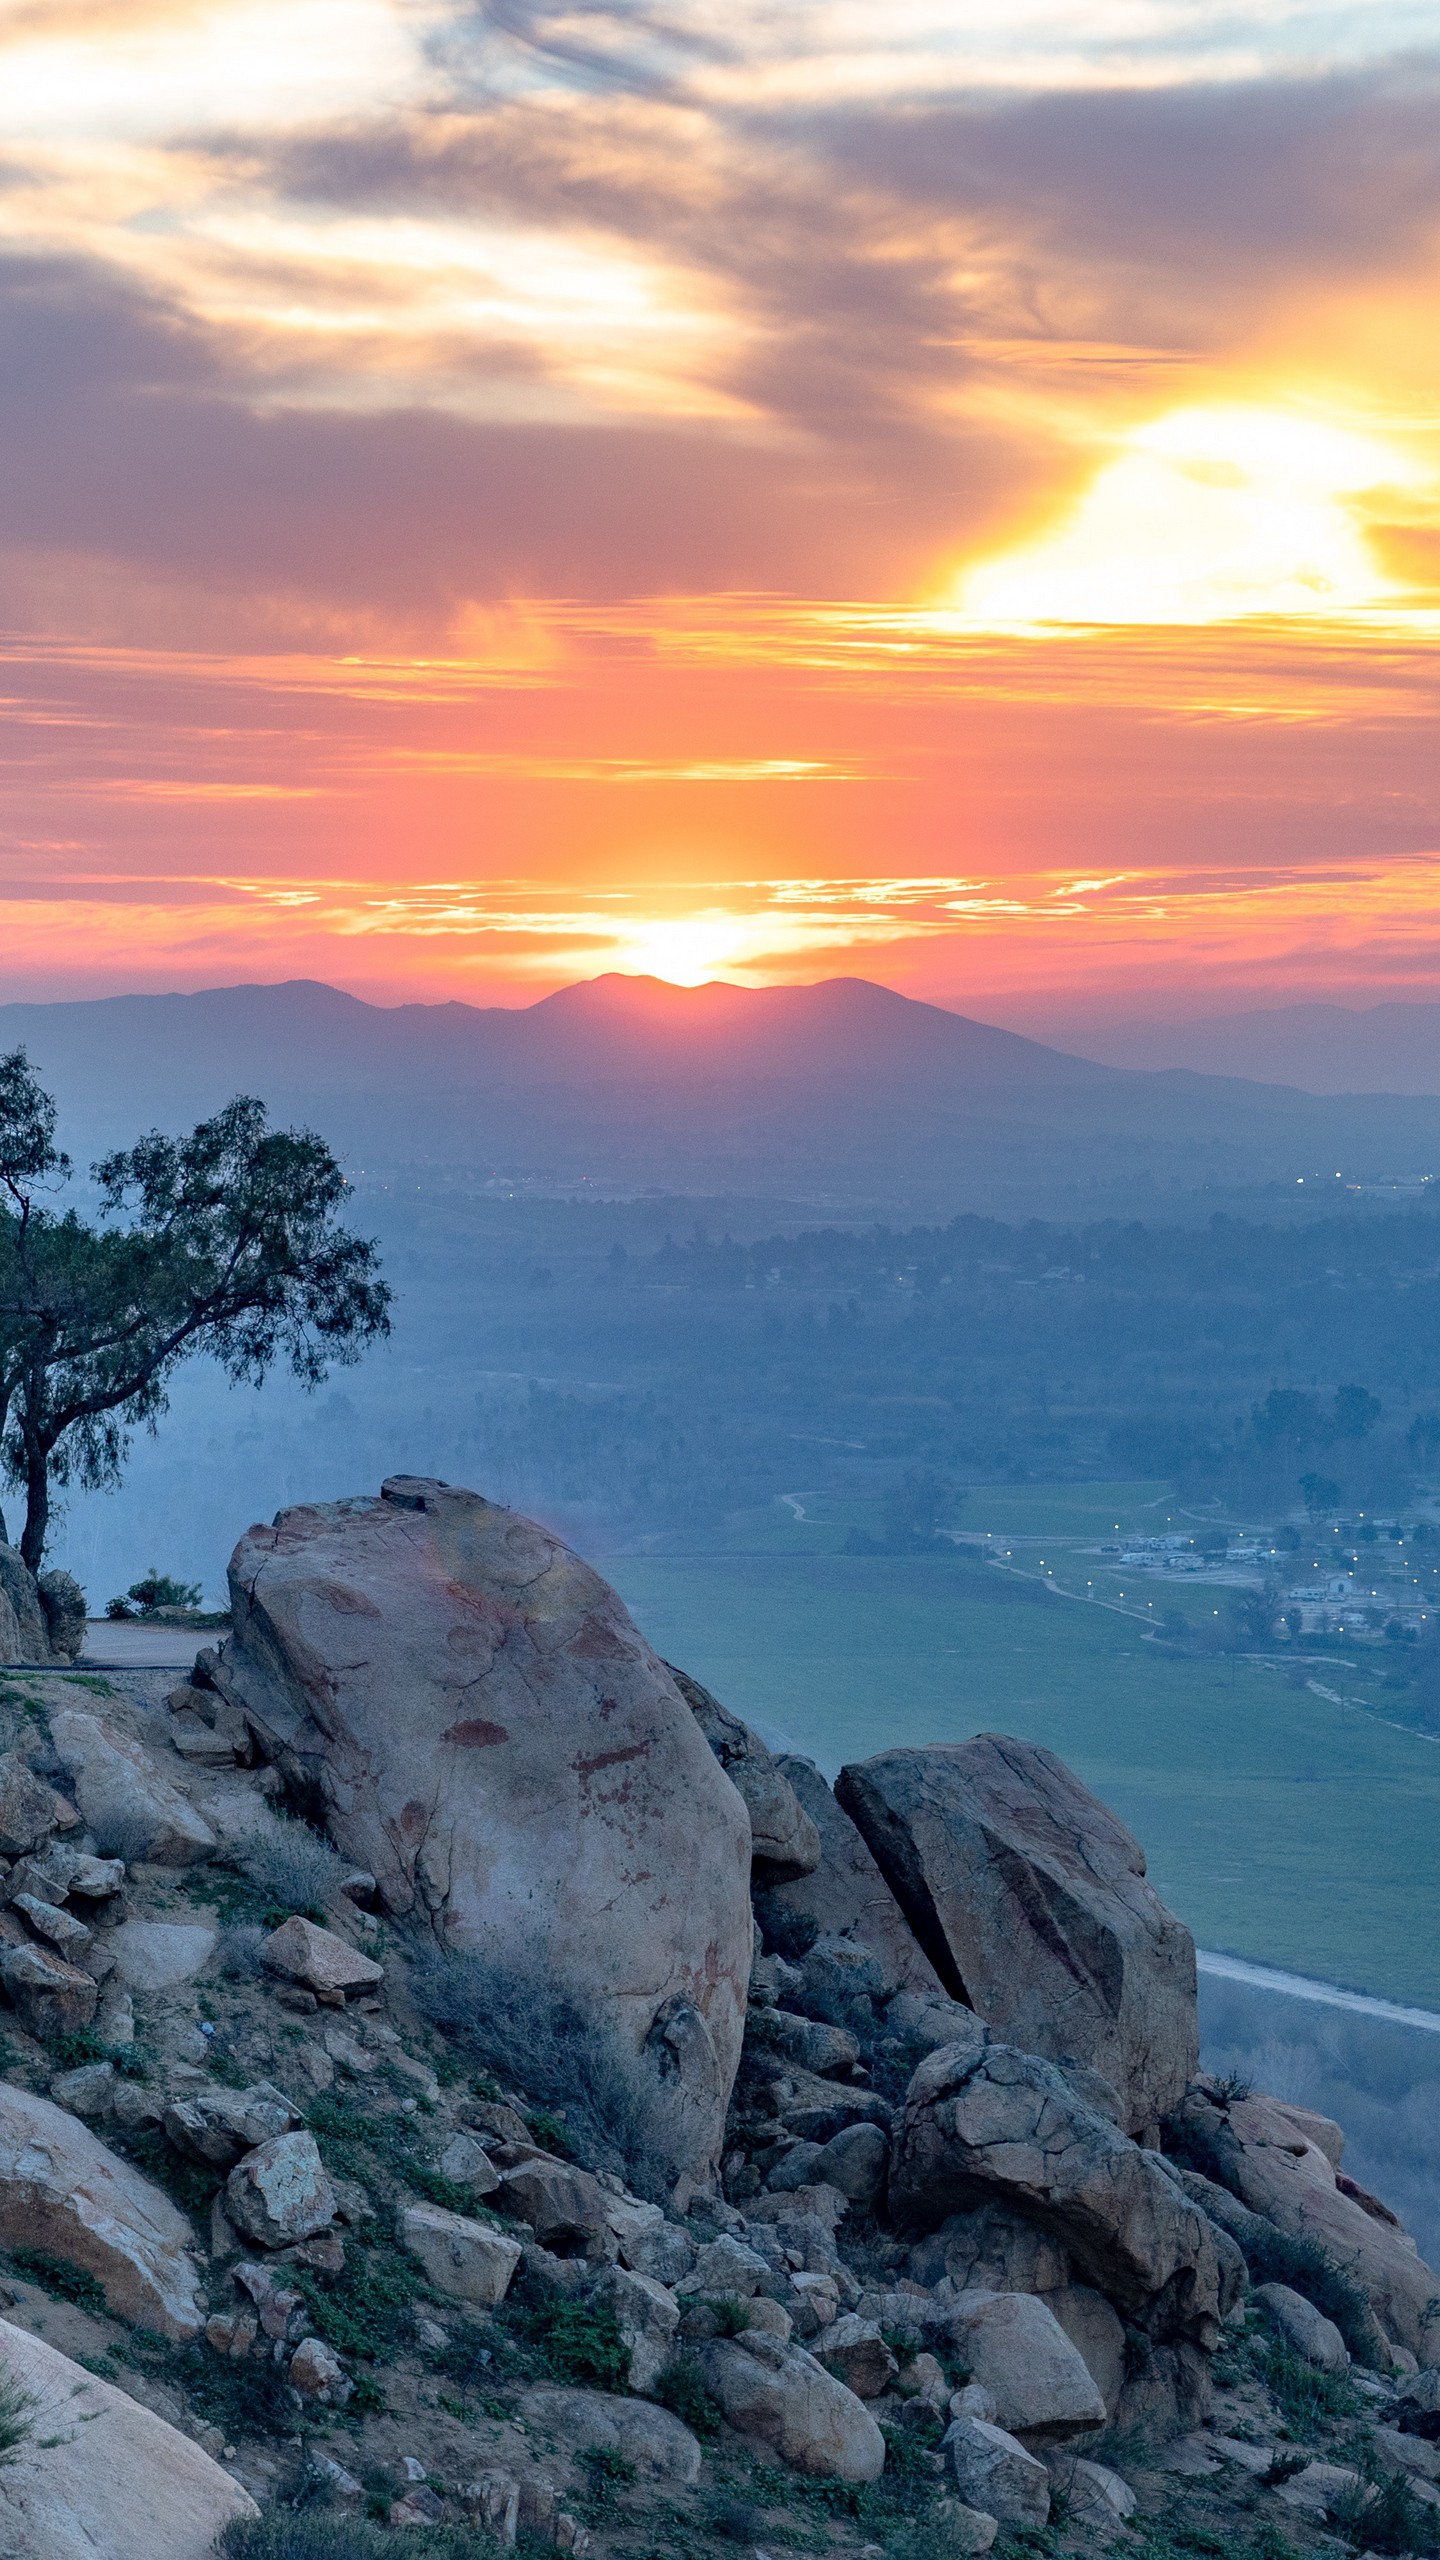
[
  {"left": 1066, "top": 1001, "right": 1440, "bottom": 1098},
  {"left": 3, "top": 973, "right": 1439, "bottom": 1213}
]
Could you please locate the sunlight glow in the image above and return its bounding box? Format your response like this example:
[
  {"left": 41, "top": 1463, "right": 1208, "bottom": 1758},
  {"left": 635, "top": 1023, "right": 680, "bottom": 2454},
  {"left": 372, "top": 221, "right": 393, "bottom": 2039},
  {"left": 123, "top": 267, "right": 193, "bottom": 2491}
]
[{"left": 955, "top": 406, "right": 1423, "bottom": 626}]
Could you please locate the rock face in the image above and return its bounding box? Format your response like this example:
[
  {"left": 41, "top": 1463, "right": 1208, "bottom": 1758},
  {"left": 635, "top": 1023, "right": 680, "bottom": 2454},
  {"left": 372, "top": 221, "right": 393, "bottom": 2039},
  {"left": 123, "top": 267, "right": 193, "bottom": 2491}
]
[
  {"left": 0, "top": 2316, "right": 257, "bottom": 2560},
  {"left": 47, "top": 1711, "right": 215, "bottom": 1865},
  {"left": 1254, "top": 2282, "right": 1350, "bottom": 2373},
  {"left": 836, "top": 1738, "right": 1197, "bottom": 2136},
  {"left": 694, "top": 2332, "right": 887, "bottom": 2481},
  {"left": 667, "top": 1666, "right": 820, "bottom": 1884},
  {"left": 213, "top": 1478, "right": 752, "bottom": 2180},
  {"left": 944, "top": 2415, "right": 1052, "bottom": 2526},
  {"left": 0, "top": 2085, "right": 205, "bottom": 2341},
  {"left": 519, "top": 2386, "right": 703, "bottom": 2482},
  {"left": 401, "top": 2202, "right": 523, "bottom": 2305},
  {"left": 0, "top": 1547, "right": 85, "bottom": 1668},
  {"left": 890, "top": 2039, "right": 1223, "bottom": 2346},
  {"left": 225, "top": 2130, "right": 336, "bottom": 2249},
  {"left": 764, "top": 1755, "right": 948, "bottom": 2001},
  {"left": 1171, "top": 2082, "right": 1440, "bottom": 2363},
  {"left": 261, "top": 1914, "right": 384, "bottom": 2002}
]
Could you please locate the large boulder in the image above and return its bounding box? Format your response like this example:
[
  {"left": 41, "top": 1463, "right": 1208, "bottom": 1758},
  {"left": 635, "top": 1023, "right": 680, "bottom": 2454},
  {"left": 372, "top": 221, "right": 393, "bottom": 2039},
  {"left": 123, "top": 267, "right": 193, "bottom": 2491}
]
[
  {"left": 835, "top": 1737, "right": 1197, "bottom": 2135},
  {"left": 0, "top": 2086, "right": 205, "bottom": 2341},
  {"left": 213, "top": 1478, "right": 753, "bottom": 2180},
  {"left": 0, "top": 1547, "right": 85, "bottom": 1669},
  {"left": 943, "top": 2292, "right": 1106, "bottom": 2440},
  {"left": 667, "top": 1667, "right": 820, "bottom": 1883},
  {"left": 519, "top": 2385, "right": 702, "bottom": 2482},
  {"left": 944, "top": 2415, "right": 1051, "bottom": 2526},
  {"left": 764, "top": 1755, "right": 947, "bottom": 2001},
  {"left": 0, "top": 2316, "right": 257, "bottom": 2560},
  {"left": 890, "top": 2038, "right": 1223, "bottom": 2347},
  {"left": 694, "top": 2331, "right": 886, "bottom": 2480},
  {"left": 1170, "top": 2082, "right": 1440, "bottom": 2364}
]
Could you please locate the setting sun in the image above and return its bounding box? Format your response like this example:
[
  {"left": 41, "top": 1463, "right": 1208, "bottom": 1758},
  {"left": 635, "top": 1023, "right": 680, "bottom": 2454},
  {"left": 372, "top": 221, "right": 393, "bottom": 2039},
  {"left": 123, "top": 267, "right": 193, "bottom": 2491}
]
[{"left": 955, "top": 406, "right": 1421, "bottom": 627}]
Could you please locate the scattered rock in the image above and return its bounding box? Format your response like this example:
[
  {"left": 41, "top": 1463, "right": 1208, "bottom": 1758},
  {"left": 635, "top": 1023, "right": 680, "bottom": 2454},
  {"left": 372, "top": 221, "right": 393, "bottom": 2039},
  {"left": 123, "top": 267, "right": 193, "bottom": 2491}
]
[
  {"left": 436, "top": 2132, "right": 500, "bottom": 2194},
  {"left": 1274, "top": 2458, "right": 1365, "bottom": 2515},
  {"left": 0, "top": 1940, "right": 98, "bottom": 2039},
  {"left": 497, "top": 2156, "right": 614, "bottom": 2257},
  {"left": 601, "top": 2194, "right": 694, "bottom": 2283},
  {"left": 589, "top": 2265, "right": 680, "bottom": 2394},
  {"left": 214, "top": 1479, "right": 752, "bottom": 2180},
  {"left": 943, "top": 2292, "right": 1107, "bottom": 2439},
  {"left": 814, "top": 2314, "right": 898, "bottom": 2398},
  {"left": 814, "top": 2122, "right": 888, "bottom": 2206},
  {"left": 13, "top": 1893, "right": 90, "bottom": 1956},
  {"left": 108, "top": 1921, "right": 219, "bottom": 1991},
  {"left": 165, "top": 2082, "right": 301, "bottom": 2169},
  {"left": 836, "top": 1737, "right": 1197, "bottom": 2136},
  {"left": 0, "top": 1754, "right": 77, "bottom": 1860},
  {"left": 519, "top": 2384, "right": 703, "bottom": 2481},
  {"left": 464, "top": 2471, "right": 521, "bottom": 2542},
  {"left": 891, "top": 2040, "right": 1223, "bottom": 2343},
  {"left": 0, "top": 2083, "right": 205, "bottom": 2339},
  {"left": 943, "top": 2416, "right": 1051, "bottom": 2527},
  {"left": 225, "top": 2131, "right": 336, "bottom": 2249},
  {"left": 694, "top": 2332, "right": 887, "bottom": 2480},
  {"left": 391, "top": 2484, "right": 446, "bottom": 2527},
  {"left": 260, "top": 1914, "right": 383, "bottom": 2004},
  {"left": 401, "top": 2202, "right": 523, "bottom": 2305},
  {"left": 1051, "top": 2454, "right": 1138, "bottom": 2527},
  {"left": 1253, "top": 2281, "right": 1350, "bottom": 2372},
  {"left": 667, "top": 1664, "right": 821, "bottom": 1883},
  {"left": 234, "top": 2260, "right": 307, "bottom": 2340},
  {"left": 49, "top": 2060, "right": 114, "bottom": 2119},
  {"left": 288, "top": 2336, "right": 353, "bottom": 2405},
  {"left": 48, "top": 1711, "right": 215, "bottom": 1866},
  {"left": 932, "top": 2502, "right": 998, "bottom": 2554},
  {"left": 0, "top": 2313, "right": 257, "bottom": 2558},
  {"left": 752, "top": 2012, "right": 860, "bottom": 2078}
]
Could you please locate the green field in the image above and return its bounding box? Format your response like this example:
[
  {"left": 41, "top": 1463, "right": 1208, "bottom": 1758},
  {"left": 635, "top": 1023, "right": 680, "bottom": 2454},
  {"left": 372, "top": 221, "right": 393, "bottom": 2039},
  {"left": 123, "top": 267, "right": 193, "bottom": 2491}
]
[{"left": 603, "top": 1516, "right": 1440, "bottom": 2010}]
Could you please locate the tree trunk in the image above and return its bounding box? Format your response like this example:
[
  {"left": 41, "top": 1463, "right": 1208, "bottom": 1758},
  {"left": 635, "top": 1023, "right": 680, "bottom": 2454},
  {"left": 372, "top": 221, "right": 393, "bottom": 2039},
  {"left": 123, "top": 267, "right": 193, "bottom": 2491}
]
[{"left": 19, "top": 1432, "right": 48, "bottom": 1573}]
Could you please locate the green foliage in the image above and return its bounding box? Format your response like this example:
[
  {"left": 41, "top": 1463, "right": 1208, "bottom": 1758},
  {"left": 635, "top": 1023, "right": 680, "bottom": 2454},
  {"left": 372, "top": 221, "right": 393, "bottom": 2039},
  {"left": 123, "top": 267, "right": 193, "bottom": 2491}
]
[
  {"left": 293, "top": 2238, "right": 424, "bottom": 2362},
  {"left": 504, "top": 2288, "right": 630, "bottom": 2391},
  {"left": 8, "top": 2250, "right": 109, "bottom": 2318},
  {"left": 654, "top": 2354, "right": 722, "bottom": 2438},
  {"left": 525, "top": 2109, "right": 571, "bottom": 2157},
  {"left": 1329, "top": 2472, "right": 1440, "bottom": 2555},
  {"left": 751, "top": 1890, "right": 819, "bottom": 1961},
  {"left": 221, "top": 2520, "right": 505, "bottom": 2560},
  {"left": 105, "top": 1571, "right": 203, "bottom": 1619},
  {"left": 0, "top": 2361, "right": 35, "bottom": 2469},
  {"left": 578, "top": 2443, "right": 638, "bottom": 2519},
  {"left": 1244, "top": 2234, "right": 1377, "bottom": 2363},
  {"left": 1250, "top": 2330, "right": 1356, "bottom": 2441},
  {"left": 108, "top": 2125, "right": 220, "bottom": 2222},
  {"left": 167, "top": 2341, "right": 296, "bottom": 2441},
  {"left": 710, "top": 2294, "right": 753, "bottom": 2337}
]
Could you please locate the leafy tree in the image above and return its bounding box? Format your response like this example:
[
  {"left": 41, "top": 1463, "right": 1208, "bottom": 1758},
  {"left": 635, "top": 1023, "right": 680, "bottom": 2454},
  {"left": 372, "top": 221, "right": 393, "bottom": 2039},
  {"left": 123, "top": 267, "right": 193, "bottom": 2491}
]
[
  {"left": 882, "top": 1466, "right": 962, "bottom": 1552},
  {"left": 1332, "top": 1384, "right": 1381, "bottom": 1441},
  {"left": 106, "top": 1570, "right": 204, "bottom": 1621},
  {"left": 0, "top": 1050, "right": 391, "bottom": 1568},
  {"left": 1227, "top": 1578, "right": 1284, "bottom": 1649},
  {"left": 1252, "top": 1388, "right": 1324, "bottom": 1455},
  {"left": 1300, "top": 1471, "right": 1342, "bottom": 1521}
]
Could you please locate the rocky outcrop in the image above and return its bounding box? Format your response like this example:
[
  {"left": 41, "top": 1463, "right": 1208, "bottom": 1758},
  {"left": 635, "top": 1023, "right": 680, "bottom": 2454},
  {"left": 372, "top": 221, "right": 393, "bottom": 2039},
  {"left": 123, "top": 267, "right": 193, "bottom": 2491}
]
[
  {"left": 519, "top": 2386, "right": 703, "bottom": 2483},
  {"left": 1254, "top": 2282, "right": 1350, "bottom": 2372},
  {"left": 890, "top": 2038, "right": 1223, "bottom": 2347},
  {"left": 1169, "top": 2080, "right": 1440, "bottom": 2364},
  {"left": 943, "top": 2292, "right": 1107, "bottom": 2440},
  {"left": 0, "top": 2086, "right": 205, "bottom": 2341},
  {"left": 836, "top": 1738, "right": 1197, "bottom": 2136},
  {"left": 944, "top": 2415, "right": 1051, "bottom": 2526},
  {"left": 667, "top": 1667, "right": 820, "bottom": 1884},
  {"left": 0, "top": 2316, "right": 257, "bottom": 2559},
  {"left": 0, "top": 1545, "right": 84, "bottom": 1667},
  {"left": 401, "top": 2203, "right": 524, "bottom": 2304},
  {"left": 763, "top": 1755, "right": 948, "bottom": 2001},
  {"left": 213, "top": 1478, "right": 752, "bottom": 2180}
]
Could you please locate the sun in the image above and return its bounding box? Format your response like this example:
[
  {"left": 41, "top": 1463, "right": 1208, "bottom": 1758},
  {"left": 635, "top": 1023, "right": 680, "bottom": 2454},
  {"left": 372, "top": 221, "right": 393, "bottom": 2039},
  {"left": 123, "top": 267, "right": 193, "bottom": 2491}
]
[
  {"left": 953, "top": 404, "right": 1419, "bottom": 626},
  {"left": 607, "top": 912, "right": 772, "bottom": 984}
]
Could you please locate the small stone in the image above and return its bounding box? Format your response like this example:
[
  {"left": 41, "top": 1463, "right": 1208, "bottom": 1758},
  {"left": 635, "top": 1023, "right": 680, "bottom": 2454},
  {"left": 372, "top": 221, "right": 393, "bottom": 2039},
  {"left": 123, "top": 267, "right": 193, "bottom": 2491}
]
[
  {"left": 555, "top": 2515, "right": 592, "bottom": 2554},
  {"left": 225, "top": 2131, "right": 336, "bottom": 2249},
  {"left": 896, "top": 2352, "right": 949, "bottom": 2406},
  {"left": 96, "top": 1986, "right": 134, "bottom": 2051},
  {"left": 944, "top": 2417, "right": 1051, "bottom": 2528},
  {"left": 437, "top": 2131, "right": 501, "bottom": 2196},
  {"left": 815, "top": 2315, "right": 898, "bottom": 2399},
  {"left": 390, "top": 2487, "right": 445, "bottom": 2527},
  {"left": 309, "top": 2452, "right": 364, "bottom": 2502},
  {"left": 49, "top": 2061, "right": 115, "bottom": 2119},
  {"left": 933, "top": 2504, "right": 998, "bottom": 2555},
  {"left": 399, "top": 2455, "right": 429, "bottom": 2483},
  {"left": 414, "top": 2316, "right": 451, "bottom": 2352},
  {"left": 14, "top": 1892, "right": 91, "bottom": 1955},
  {"left": 1, "top": 1938, "right": 98, "bottom": 2037},
  {"left": 234, "top": 2261, "right": 307, "bottom": 2341},
  {"left": 288, "top": 2337, "right": 352, "bottom": 2405},
  {"left": 0, "top": 1752, "right": 75, "bottom": 1858},
  {"left": 170, "top": 1718, "right": 238, "bottom": 1764},
  {"left": 260, "top": 1915, "right": 383, "bottom": 2001},
  {"left": 464, "top": 2471, "right": 520, "bottom": 2544},
  {"left": 1253, "top": 2282, "right": 1350, "bottom": 2374},
  {"left": 111, "top": 2079, "right": 166, "bottom": 2133}
]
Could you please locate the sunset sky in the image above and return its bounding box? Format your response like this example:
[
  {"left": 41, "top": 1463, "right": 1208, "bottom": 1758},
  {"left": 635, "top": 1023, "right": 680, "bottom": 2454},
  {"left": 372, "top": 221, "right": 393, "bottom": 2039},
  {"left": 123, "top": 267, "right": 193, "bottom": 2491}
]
[{"left": 3, "top": 0, "right": 1440, "bottom": 1031}]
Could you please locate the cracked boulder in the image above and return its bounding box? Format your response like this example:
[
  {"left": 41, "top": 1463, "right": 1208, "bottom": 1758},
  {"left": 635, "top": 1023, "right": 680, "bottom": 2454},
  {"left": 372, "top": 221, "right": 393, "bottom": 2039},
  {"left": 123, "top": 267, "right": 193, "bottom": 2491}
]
[
  {"left": 890, "top": 2038, "right": 1223, "bottom": 2348},
  {"left": 212, "top": 1477, "right": 752, "bottom": 2180},
  {"left": 667, "top": 1665, "right": 820, "bottom": 1883},
  {"left": 836, "top": 1736, "right": 1197, "bottom": 2136},
  {"left": 760, "top": 1754, "right": 948, "bottom": 2002}
]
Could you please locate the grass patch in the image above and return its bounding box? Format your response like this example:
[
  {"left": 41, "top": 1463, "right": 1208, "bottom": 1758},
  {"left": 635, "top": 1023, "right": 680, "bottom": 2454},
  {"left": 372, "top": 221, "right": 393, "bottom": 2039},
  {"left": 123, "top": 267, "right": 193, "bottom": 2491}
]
[
  {"left": 654, "top": 2355, "right": 722, "bottom": 2439},
  {"left": 1250, "top": 2328, "right": 1358, "bottom": 2440},
  {"left": 501, "top": 2285, "right": 630, "bottom": 2391},
  {"left": 167, "top": 2341, "right": 297, "bottom": 2441},
  {"left": 292, "top": 2238, "right": 425, "bottom": 2363},
  {"left": 1330, "top": 2471, "right": 1440, "bottom": 2555},
  {"left": 221, "top": 2520, "right": 512, "bottom": 2560},
  {"left": 107, "top": 2125, "right": 220, "bottom": 2223},
  {"left": 7, "top": 2251, "right": 109, "bottom": 2318}
]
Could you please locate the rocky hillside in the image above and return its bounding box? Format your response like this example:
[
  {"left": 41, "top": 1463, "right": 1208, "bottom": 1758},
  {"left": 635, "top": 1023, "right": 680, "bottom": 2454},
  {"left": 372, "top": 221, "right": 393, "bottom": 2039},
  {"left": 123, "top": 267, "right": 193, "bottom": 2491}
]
[{"left": 0, "top": 1477, "right": 1435, "bottom": 2560}]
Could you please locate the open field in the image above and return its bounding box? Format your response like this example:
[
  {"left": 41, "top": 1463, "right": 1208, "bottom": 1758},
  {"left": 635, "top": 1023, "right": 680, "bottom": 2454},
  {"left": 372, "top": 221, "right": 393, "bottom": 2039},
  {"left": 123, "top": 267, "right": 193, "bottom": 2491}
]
[{"left": 604, "top": 1529, "right": 1440, "bottom": 2009}]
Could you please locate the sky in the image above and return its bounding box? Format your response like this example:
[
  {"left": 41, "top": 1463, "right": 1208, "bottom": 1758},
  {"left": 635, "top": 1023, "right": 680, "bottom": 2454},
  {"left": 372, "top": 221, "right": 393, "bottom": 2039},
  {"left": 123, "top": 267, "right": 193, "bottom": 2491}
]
[{"left": 2, "top": 0, "right": 1440, "bottom": 1033}]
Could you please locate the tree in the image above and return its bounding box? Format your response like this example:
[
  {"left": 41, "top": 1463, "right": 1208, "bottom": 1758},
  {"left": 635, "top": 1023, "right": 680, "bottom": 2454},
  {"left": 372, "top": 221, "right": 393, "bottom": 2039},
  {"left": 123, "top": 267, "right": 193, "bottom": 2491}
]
[
  {"left": 0, "top": 1052, "right": 392, "bottom": 1568},
  {"left": 882, "top": 1466, "right": 962, "bottom": 1552},
  {"left": 1332, "top": 1384, "right": 1381, "bottom": 1441},
  {"left": 1300, "top": 1471, "right": 1341, "bottom": 1521}
]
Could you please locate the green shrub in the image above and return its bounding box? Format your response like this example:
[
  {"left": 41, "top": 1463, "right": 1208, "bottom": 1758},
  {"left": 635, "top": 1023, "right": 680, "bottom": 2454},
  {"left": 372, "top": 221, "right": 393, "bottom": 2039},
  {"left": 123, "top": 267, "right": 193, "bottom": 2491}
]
[
  {"left": 1251, "top": 2331, "right": 1356, "bottom": 2441},
  {"left": 654, "top": 2354, "right": 721, "bottom": 2438},
  {"left": 1329, "top": 2472, "right": 1440, "bottom": 2555},
  {"left": 293, "top": 2240, "right": 424, "bottom": 2362},
  {"left": 167, "top": 2342, "right": 296, "bottom": 2442},
  {"left": 710, "top": 2294, "right": 753, "bottom": 2338},
  {"left": 1244, "top": 2226, "right": 1378, "bottom": 2362},
  {"left": 578, "top": 2444, "right": 637, "bottom": 2519},
  {"left": 8, "top": 2251, "right": 109, "bottom": 2318},
  {"left": 221, "top": 2520, "right": 504, "bottom": 2560},
  {"left": 0, "top": 2361, "right": 35, "bottom": 2469},
  {"left": 505, "top": 2290, "right": 630, "bottom": 2391}
]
